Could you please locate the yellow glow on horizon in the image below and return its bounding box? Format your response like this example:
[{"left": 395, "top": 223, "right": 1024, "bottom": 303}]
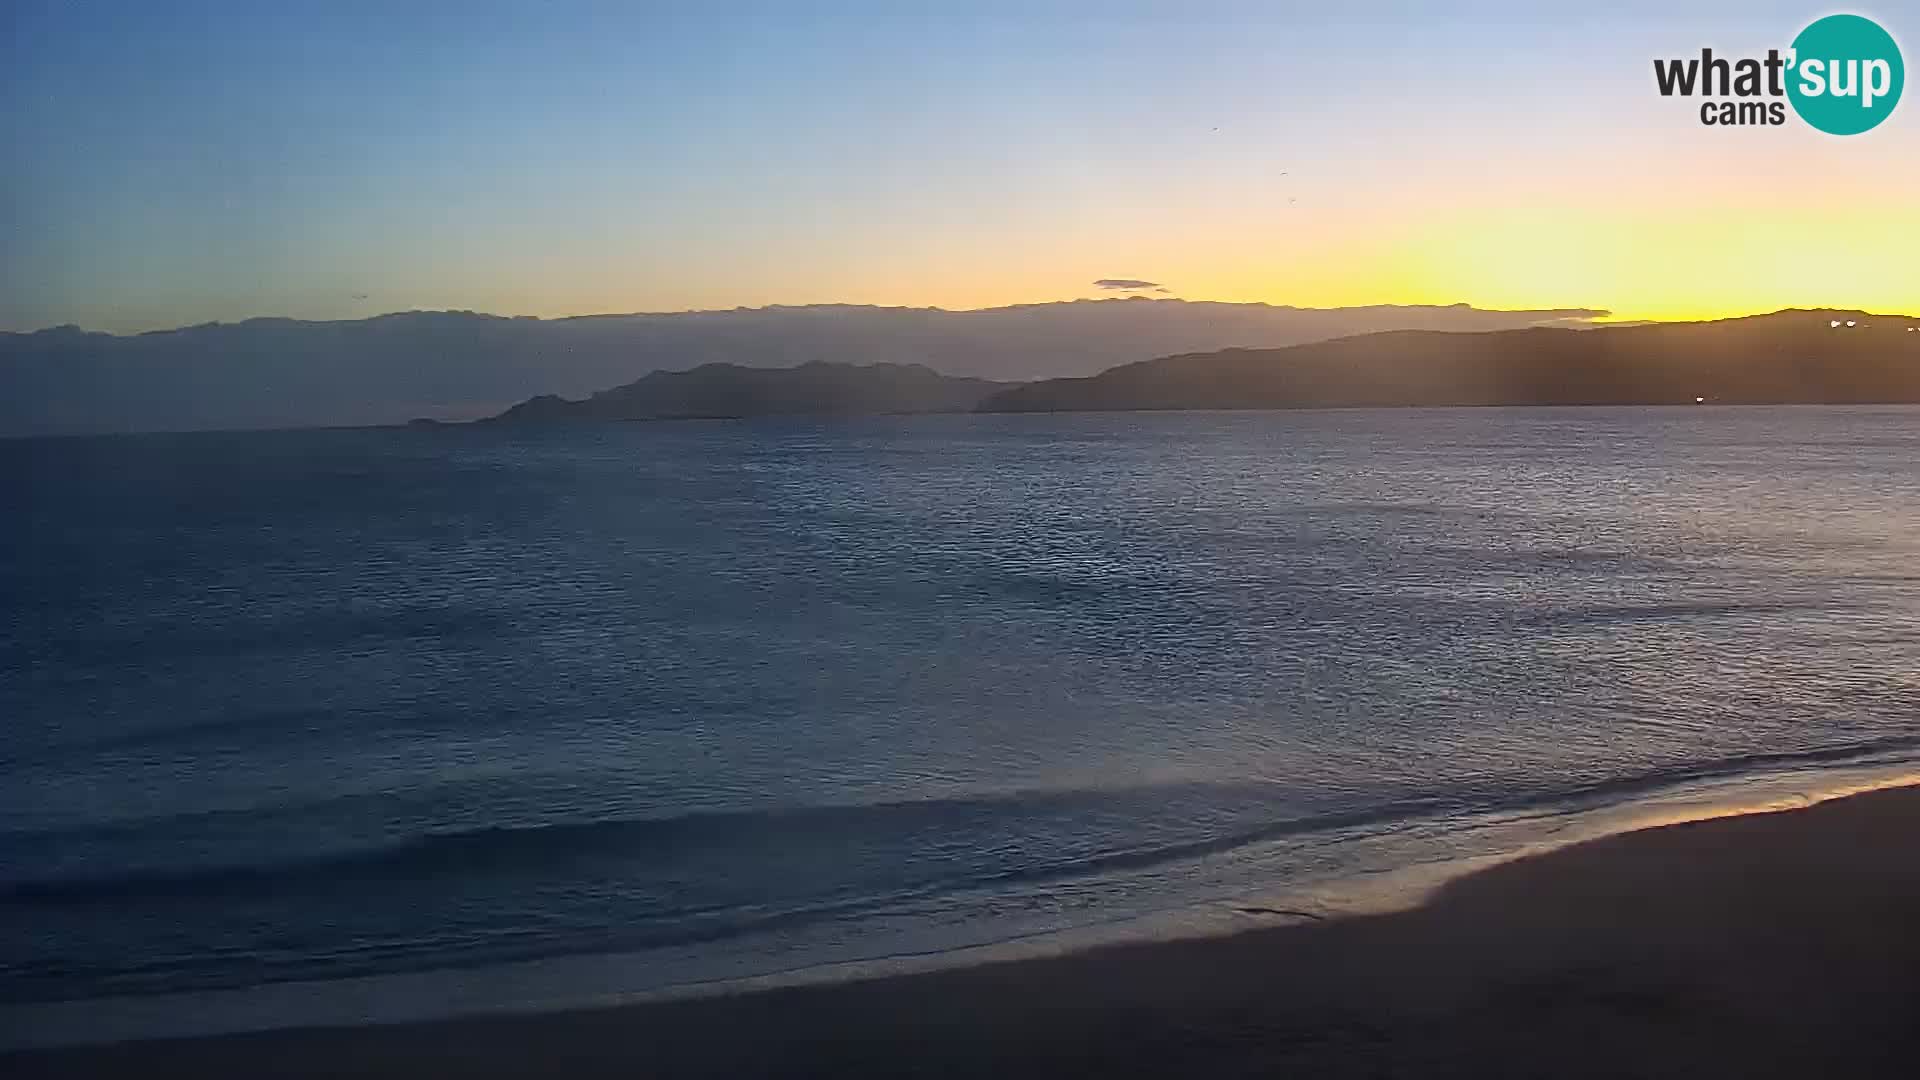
[
  {"left": 324, "top": 187, "right": 1920, "bottom": 331},
  {"left": 1237, "top": 201, "right": 1920, "bottom": 324}
]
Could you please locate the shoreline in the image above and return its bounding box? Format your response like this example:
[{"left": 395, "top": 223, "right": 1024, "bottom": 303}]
[
  {"left": 5, "top": 758, "right": 1915, "bottom": 1052},
  {"left": 12, "top": 781, "right": 1920, "bottom": 1078}
]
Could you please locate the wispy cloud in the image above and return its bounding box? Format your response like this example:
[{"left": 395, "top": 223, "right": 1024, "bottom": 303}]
[{"left": 1092, "top": 278, "right": 1167, "bottom": 292}]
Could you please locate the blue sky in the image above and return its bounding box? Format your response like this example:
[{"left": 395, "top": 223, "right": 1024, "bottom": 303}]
[{"left": 4, "top": 1, "right": 1915, "bottom": 331}]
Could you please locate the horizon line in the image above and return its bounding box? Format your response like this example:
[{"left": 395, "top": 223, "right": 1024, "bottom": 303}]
[
  {"left": 14, "top": 301, "right": 1920, "bottom": 342},
  {"left": 11, "top": 296, "right": 1609, "bottom": 338},
  {"left": 2, "top": 297, "right": 1730, "bottom": 339}
]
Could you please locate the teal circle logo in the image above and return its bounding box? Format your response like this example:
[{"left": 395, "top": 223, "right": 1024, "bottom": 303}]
[{"left": 1788, "top": 14, "right": 1904, "bottom": 134}]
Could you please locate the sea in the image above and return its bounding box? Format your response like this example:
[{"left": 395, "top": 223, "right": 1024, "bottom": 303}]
[{"left": 4, "top": 406, "right": 1919, "bottom": 1048}]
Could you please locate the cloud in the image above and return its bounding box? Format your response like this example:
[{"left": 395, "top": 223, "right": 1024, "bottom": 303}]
[{"left": 1092, "top": 278, "right": 1164, "bottom": 291}]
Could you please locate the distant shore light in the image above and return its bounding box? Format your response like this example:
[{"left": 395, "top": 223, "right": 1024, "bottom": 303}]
[
  {"left": 1830, "top": 320, "right": 1842, "bottom": 328},
  {"left": 1846, "top": 320, "right": 1857, "bottom": 327},
  {"left": 1695, "top": 396, "right": 1706, "bottom": 404}
]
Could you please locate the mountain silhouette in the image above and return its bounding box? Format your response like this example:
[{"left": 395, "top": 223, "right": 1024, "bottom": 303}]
[
  {"left": 980, "top": 310, "right": 1920, "bottom": 412},
  {"left": 0, "top": 300, "right": 1602, "bottom": 436},
  {"left": 488, "top": 361, "right": 1011, "bottom": 423}
]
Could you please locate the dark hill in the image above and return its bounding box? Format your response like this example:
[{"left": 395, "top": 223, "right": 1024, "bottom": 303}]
[
  {"left": 1, "top": 300, "right": 1602, "bottom": 436},
  {"left": 488, "top": 361, "right": 1013, "bottom": 423},
  {"left": 979, "top": 310, "right": 1920, "bottom": 412}
]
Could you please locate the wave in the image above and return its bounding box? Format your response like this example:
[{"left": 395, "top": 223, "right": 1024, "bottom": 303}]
[
  {"left": 1490, "top": 734, "right": 1920, "bottom": 811},
  {"left": 0, "top": 781, "right": 1338, "bottom": 906},
  {"left": 9, "top": 735, "right": 1920, "bottom": 914}
]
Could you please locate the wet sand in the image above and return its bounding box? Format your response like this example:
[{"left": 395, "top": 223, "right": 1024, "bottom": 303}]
[{"left": 13, "top": 785, "right": 1920, "bottom": 1078}]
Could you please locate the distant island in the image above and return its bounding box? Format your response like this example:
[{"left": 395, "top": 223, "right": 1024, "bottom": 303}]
[
  {"left": 480, "top": 309, "right": 1920, "bottom": 426},
  {"left": 0, "top": 300, "right": 1603, "bottom": 437},
  {"left": 980, "top": 310, "right": 1920, "bottom": 412},
  {"left": 487, "top": 361, "right": 1014, "bottom": 423},
  {"left": 10, "top": 306, "right": 1916, "bottom": 436}
]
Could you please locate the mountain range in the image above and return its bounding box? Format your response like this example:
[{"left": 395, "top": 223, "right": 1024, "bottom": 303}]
[
  {"left": 980, "top": 310, "right": 1920, "bottom": 412},
  {"left": 0, "top": 300, "right": 1601, "bottom": 436},
  {"left": 482, "top": 309, "right": 1920, "bottom": 426}
]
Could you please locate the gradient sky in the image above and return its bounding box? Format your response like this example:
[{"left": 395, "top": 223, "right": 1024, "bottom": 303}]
[{"left": 3, "top": 1, "right": 1916, "bottom": 333}]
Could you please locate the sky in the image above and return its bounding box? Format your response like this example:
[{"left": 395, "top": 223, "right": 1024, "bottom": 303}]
[{"left": 3, "top": 0, "right": 1917, "bottom": 333}]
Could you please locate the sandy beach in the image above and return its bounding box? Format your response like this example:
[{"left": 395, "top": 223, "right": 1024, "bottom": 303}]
[{"left": 11, "top": 783, "right": 1918, "bottom": 1079}]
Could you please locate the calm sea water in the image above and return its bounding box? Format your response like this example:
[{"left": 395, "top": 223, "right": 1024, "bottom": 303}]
[{"left": 4, "top": 408, "right": 1920, "bottom": 1041}]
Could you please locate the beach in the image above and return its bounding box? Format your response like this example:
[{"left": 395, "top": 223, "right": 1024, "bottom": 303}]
[
  {"left": 8, "top": 2, "right": 1918, "bottom": 1075},
  {"left": 13, "top": 783, "right": 1918, "bottom": 1078}
]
